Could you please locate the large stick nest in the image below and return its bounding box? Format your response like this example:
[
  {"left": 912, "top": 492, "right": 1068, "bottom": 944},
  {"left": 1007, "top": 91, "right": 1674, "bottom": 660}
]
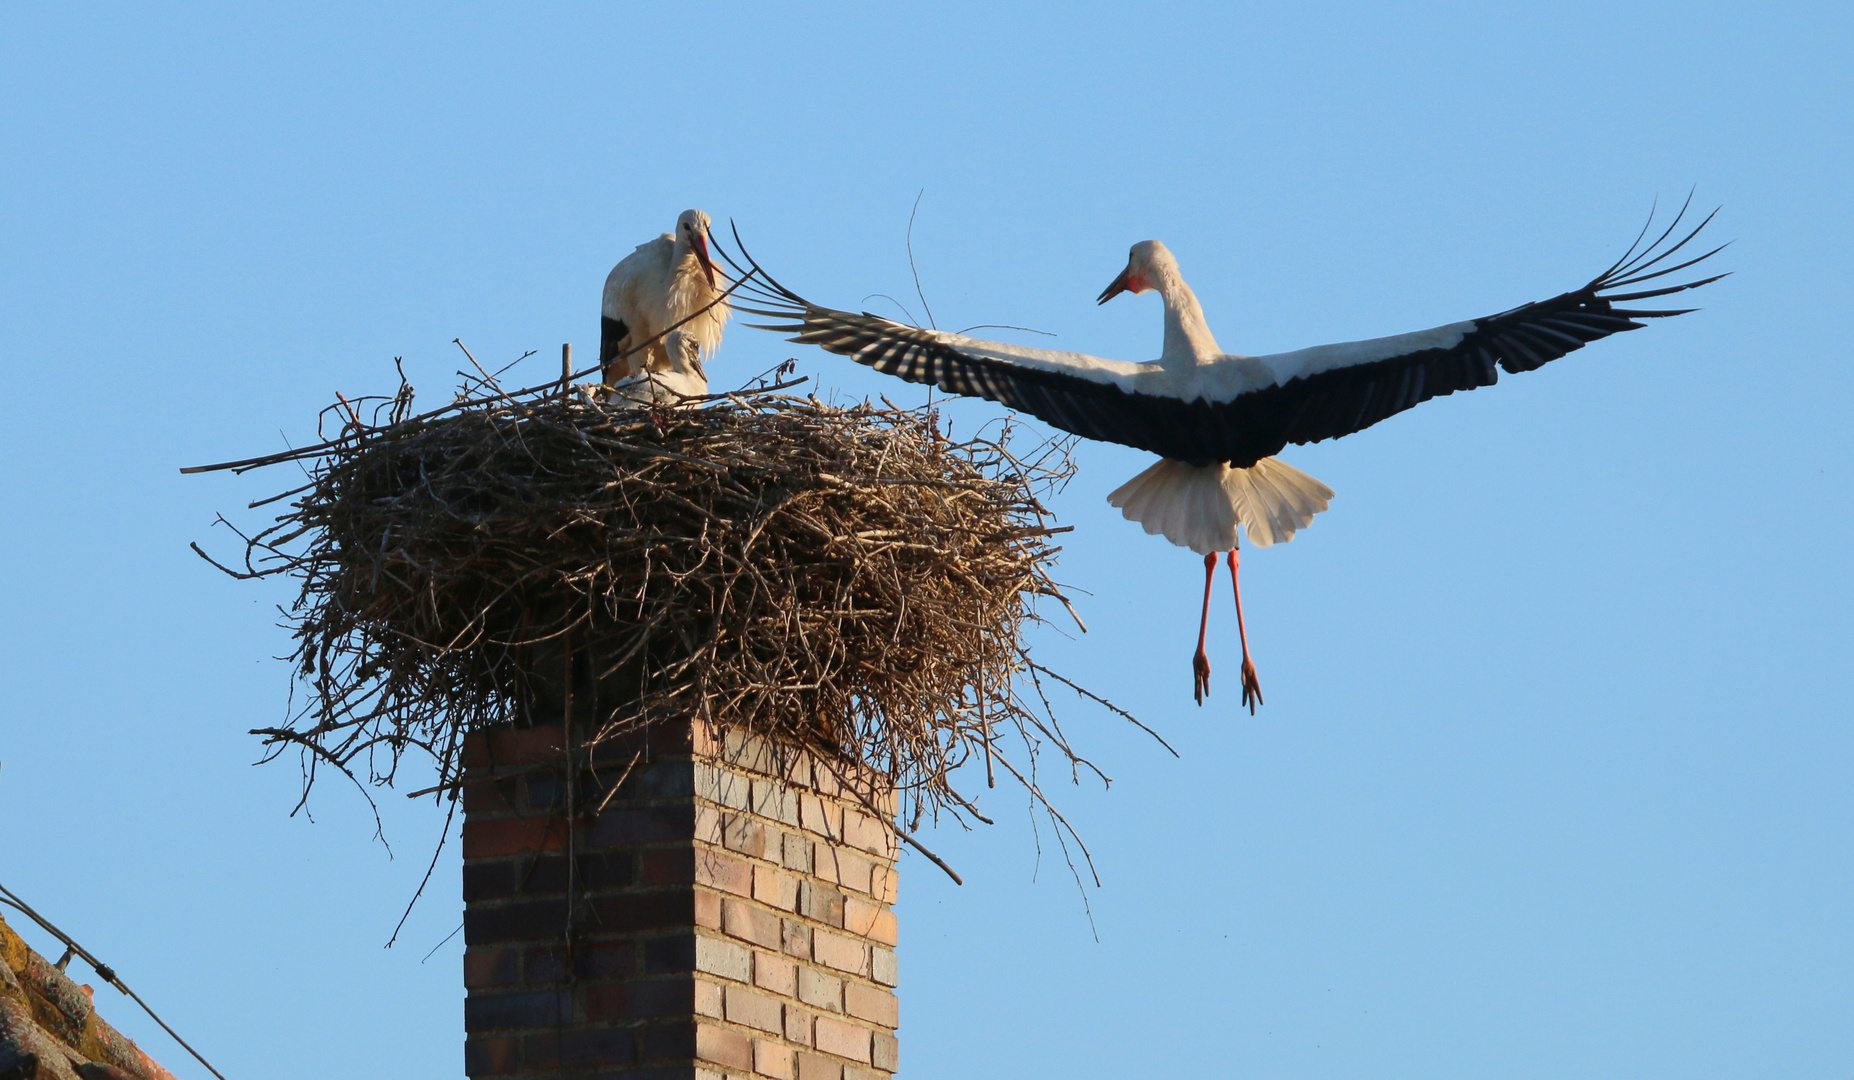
[{"left": 198, "top": 371, "right": 1148, "bottom": 845}]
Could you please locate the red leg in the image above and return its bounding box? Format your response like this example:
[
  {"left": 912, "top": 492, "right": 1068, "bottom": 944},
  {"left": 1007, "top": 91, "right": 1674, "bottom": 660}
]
[
  {"left": 1227, "top": 546, "right": 1263, "bottom": 714},
  {"left": 1193, "top": 551, "right": 1216, "bottom": 705}
]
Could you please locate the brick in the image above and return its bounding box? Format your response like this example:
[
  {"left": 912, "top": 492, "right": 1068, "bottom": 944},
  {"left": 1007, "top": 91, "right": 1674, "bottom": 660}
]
[
  {"left": 754, "top": 950, "right": 797, "bottom": 997},
  {"left": 813, "top": 848, "right": 874, "bottom": 895},
  {"left": 461, "top": 731, "right": 493, "bottom": 771},
  {"left": 464, "top": 1035, "right": 519, "bottom": 1075},
  {"left": 694, "top": 935, "right": 751, "bottom": 982},
  {"left": 555, "top": 1025, "right": 638, "bottom": 1067},
  {"left": 461, "top": 777, "right": 515, "bottom": 814},
  {"left": 587, "top": 890, "right": 691, "bottom": 931},
  {"left": 694, "top": 763, "right": 752, "bottom": 810},
  {"left": 463, "top": 860, "right": 518, "bottom": 902},
  {"left": 723, "top": 899, "right": 784, "bottom": 950},
  {"left": 812, "top": 930, "right": 868, "bottom": 976},
  {"left": 584, "top": 978, "right": 688, "bottom": 1020},
  {"left": 722, "top": 727, "right": 780, "bottom": 774},
  {"left": 642, "top": 847, "right": 697, "bottom": 886},
  {"left": 871, "top": 1031, "right": 898, "bottom": 1071},
  {"left": 508, "top": 852, "right": 569, "bottom": 894},
  {"left": 755, "top": 1037, "right": 797, "bottom": 1080},
  {"left": 843, "top": 899, "right": 896, "bottom": 945},
  {"left": 755, "top": 863, "right": 801, "bottom": 911},
  {"left": 695, "top": 977, "right": 724, "bottom": 1018},
  {"left": 510, "top": 850, "right": 633, "bottom": 893},
  {"left": 871, "top": 947, "right": 897, "bottom": 987},
  {"left": 814, "top": 1016, "right": 872, "bottom": 1063},
  {"left": 585, "top": 805, "right": 693, "bottom": 846},
  {"left": 725, "top": 984, "right": 785, "bottom": 1034},
  {"left": 781, "top": 832, "right": 815, "bottom": 873},
  {"left": 464, "top": 898, "right": 568, "bottom": 947},
  {"left": 846, "top": 1065, "right": 886, "bottom": 1080},
  {"left": 694, "top": 848, "right": 753, "bottom": 896},
  {"left": 571, "top": 940, "right": 632, "bottom": 980},
  {"left": 811, "top": 765, "right": 845, "bottom": 798},
  {"left": 869, "top": 865, "right": 898, "bottom": 904},
  {"left": 785, "top": 1005, "right": 814, "bottom": 1046},
  {"left": 841, "top": 809, "right": 895, "bottom": 859},
  {"left": 484, "top": 726, "right": 566, "bottom": 767},
  {"left": 517, "top": 1031, "right": 558, "bottom": 1073},
  {"left": 799, "top": 794, "right": 841, "bottom": 839},
  {"left": 573, "top": 850, "right": 635, "bottom": 890},
  {"left": 722, "top": 814, "right": 769, "bottom": 858},
  {"left": 799, "top": 880, "right": 846, "bottom": 928},
  {"left": 525, "top": 945, "right": 562, "bottom": 984},
  {"left": 518, "top": 1029, "right": 561, "bottom": 1072},
  {"left": 585, "top": 725, "right": 655, "bottom": 764},
  {"left": 637, "top": 758, "right": 696, "bottom": 798},
  {"left": 782, "top": 749, "right": 815, "bottom": 787},
  {"left": 797, "top": 1051, "right": 842, "bottom": 1080},
  {"left": 464, "top": 947, "right": 519, "bottom": 988},
  {"left": 695, "top": 805, "right": 724, "bottom": 844},
  {"left": 695, "top": 888, "right": 722, "bottom": 929},
  {"left": 462, "top": 815, "right": 566, "bottom": 858},
  {"left": 464, "top": 987, "right": 571, "bottom": 1032},
  {"left": 782, "top": 919, "right": 812, "bottom": 959},
  {"left": 644, "top": 934, "right": 697, "bottom": 973},
  {"left": 797, "top": 967, "right": 842, "bottom": 1012},
  {"left": 844, "top": 982, "right": 897, "bottom": 1027},
  {"left": 696, "top": 1022, "right": 753, "bottom": 1071},
  {"left": 523, "top": 770, "right": 565, "bottom": 810},
  {"left": 638, "top": 1019, "right": 698, "bottom": 1062},
  {"left": 752, "top": 779, "right": 800, "bottom": 825}
]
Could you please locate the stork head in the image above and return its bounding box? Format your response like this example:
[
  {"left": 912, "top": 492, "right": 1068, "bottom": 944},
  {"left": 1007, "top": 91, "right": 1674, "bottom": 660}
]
[
  {"left": 1097, "top": 240, "right": 1174, "bottom": 304},
  {"left": 676, "top": 208, "right": 718, "bottom": 288},
  {"left": 663, "top": 329, "right": 705, "bottom": 378}
]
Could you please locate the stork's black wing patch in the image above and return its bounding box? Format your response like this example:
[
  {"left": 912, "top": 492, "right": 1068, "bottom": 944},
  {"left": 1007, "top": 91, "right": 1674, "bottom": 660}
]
[
  {"left": 727, "top": 204, "right": 1725, "bottom": 466},
  {"left": 599, "top": 316, "right": 628, "bottom": 370}
]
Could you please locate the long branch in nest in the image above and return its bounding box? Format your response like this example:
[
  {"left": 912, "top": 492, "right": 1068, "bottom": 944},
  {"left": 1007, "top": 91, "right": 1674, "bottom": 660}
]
[{"left": 194, "top": 368, "right": 1160, "bottom": 881}]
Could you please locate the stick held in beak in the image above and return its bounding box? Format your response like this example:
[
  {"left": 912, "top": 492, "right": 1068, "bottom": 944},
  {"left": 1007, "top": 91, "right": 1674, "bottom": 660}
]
[{"left": 1097, "top": 265, "right": 1131, "bottom": 305}]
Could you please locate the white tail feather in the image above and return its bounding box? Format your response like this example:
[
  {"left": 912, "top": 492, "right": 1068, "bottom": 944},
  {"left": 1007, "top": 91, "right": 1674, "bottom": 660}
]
[{"left": 1106, "top": 457, "right": 1334, "bottom": 554}]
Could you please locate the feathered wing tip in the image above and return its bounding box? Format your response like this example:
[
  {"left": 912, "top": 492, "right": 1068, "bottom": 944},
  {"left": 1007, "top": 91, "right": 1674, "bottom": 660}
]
[{"left": 1107, "top": 457, "right": 1333, "bottom": 554}]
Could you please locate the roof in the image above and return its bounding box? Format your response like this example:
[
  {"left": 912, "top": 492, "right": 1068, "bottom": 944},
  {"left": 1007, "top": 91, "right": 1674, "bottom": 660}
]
[{"left": 0, "top": 912, "right": 178, "bottom": 1080}]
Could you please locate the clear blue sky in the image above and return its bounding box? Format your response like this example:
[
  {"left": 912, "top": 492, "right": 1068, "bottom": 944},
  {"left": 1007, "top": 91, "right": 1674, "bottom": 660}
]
[{"left": 3, "top": 3, "right": 1850, "bottom": 1077}]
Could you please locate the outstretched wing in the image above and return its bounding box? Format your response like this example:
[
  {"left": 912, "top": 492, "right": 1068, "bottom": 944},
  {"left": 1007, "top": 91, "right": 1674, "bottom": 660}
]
[{"left": 725, "top": 205, "right": 1726, "bottom": 467}]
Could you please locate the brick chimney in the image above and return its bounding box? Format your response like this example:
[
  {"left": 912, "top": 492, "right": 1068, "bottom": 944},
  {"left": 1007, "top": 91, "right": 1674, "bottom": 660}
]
[{"left": 460, "top": 720, "right": 900, "bottom": 1080}]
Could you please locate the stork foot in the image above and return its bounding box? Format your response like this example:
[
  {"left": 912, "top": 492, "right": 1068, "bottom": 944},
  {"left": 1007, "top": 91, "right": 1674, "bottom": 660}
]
[
  {"left": 1239, "top": 656, "right": 1263, "bottom": 715},
  {"left": 1193, "top": 648, "right": 1211, "bottom": 705}
]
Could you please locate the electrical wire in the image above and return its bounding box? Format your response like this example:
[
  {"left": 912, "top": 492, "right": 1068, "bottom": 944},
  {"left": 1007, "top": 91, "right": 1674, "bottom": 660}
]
[{"left": 0, "top": 881, "right": 228, "bottom": 1080}]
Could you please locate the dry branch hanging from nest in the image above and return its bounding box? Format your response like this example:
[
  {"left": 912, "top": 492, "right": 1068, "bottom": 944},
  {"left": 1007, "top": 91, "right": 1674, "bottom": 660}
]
[{"left": 193, "top": 369, "right": 1156, "bottom": 851}]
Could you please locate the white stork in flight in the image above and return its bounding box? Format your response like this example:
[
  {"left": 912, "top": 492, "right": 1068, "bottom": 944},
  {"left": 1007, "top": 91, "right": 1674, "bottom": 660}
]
[
  {"left": 601, "top": 209, "right": 729, "bottom": 386},
  {"left": 729, "top": 204, "right": 1726, "bottom": 711}
]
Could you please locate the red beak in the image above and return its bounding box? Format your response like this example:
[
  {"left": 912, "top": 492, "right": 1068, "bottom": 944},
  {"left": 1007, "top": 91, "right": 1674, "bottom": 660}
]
[
  {"left": 1097, "top": 265, "right": 1131, "bottom": 305},
  {"left": 693, "top": 231, "right": 717, "bottom": 288}
]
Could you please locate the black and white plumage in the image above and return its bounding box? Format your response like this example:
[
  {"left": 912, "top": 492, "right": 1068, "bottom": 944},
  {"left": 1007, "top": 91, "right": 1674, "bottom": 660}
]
[
  {"left": 600, "top": 209, "right": 729, "bottom": 385},
  {"left": 728, "top": 204, "right": 1726, "bottom": 708}
]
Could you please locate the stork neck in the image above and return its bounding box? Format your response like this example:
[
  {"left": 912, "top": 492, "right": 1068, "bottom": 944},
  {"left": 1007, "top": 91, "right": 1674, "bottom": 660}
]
[{"left": 1157, "top": 271, "right": 1223, "bottom": 364}]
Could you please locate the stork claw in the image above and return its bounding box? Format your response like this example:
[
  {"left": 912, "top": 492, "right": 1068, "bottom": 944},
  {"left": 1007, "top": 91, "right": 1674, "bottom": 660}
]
[
  {"left": 1193, "top": 648, "right": 1211, "bottom": 705},
  {"left": 1239, "top": 656, "right": 1263, "bottom": 715}
]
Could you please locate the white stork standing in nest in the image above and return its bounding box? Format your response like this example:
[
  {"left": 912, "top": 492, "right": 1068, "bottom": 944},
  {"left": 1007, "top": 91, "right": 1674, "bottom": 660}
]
[
  {"left": 601, "top": 209, "right": 730, "bottom": 386},
  {"left": 728, "top": 202, "right": 1727, "bottom": 711}
]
